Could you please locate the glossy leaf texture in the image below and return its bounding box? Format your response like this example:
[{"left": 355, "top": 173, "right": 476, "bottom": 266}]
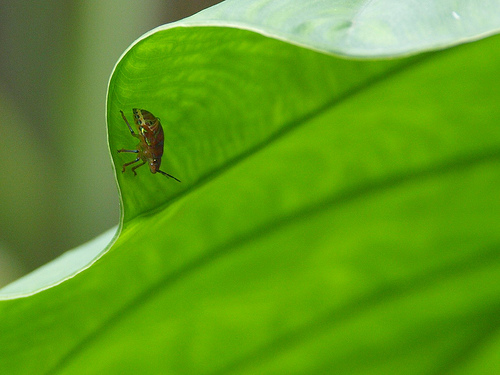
[{"left": 2, "top": 0, "right": 500, "bottom": 374}]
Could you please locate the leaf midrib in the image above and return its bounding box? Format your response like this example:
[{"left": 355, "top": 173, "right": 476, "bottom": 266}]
[{"left": 48, "top": 136, "right": 500, "bottom": 374}]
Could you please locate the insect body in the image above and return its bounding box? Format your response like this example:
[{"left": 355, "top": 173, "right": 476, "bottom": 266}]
[{"left": 117, "top": 109, "right": 180, "bottom": 182}]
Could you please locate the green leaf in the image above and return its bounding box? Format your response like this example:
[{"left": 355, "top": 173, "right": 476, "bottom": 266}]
[{"left": 2, "top": 1, "right": 500, "bottom": 374}]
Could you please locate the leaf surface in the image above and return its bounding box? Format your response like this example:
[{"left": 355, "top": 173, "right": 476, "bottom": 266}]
[{"left": 1, "top": 1, "right": 500, "bottom": 374}]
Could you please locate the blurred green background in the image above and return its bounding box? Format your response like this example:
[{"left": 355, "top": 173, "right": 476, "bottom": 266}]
[{"left": 0, "top": 1, "right": 221, "bottom": 287}]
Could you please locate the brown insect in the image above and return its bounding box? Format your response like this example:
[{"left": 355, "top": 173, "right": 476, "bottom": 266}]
[{"left": 117, "top": 109, "right": 180, "bottom": 182}]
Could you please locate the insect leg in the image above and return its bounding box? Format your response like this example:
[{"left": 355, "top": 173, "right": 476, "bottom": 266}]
[
  {"left": 131, "top": 160, "right": 146, "bottom": 176},
  {"left": 120, "top": 110, "right": 139, "bottom": 137},
  {"left": 121, "top": 157, "right": 141, "bottom": 173},
  {"left": 117, "top": 149, "right": 139, "bottom": 153},
  {"left": 157, "top": 169, "right": 181, "bottom": 182}
]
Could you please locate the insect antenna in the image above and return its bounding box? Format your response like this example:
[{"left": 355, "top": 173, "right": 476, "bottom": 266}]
[{"left": 157, "top": 170, "right": 181, "bottom": 182}]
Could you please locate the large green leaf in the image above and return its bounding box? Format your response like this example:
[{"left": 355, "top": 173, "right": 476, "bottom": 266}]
[{"left": 1, "top": 0, "right": 500, "bottom": 374}]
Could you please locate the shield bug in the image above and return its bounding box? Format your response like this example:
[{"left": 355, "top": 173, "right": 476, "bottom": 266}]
[{"left": 117, "top": 109, "right": 180, "bottom": 182}]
